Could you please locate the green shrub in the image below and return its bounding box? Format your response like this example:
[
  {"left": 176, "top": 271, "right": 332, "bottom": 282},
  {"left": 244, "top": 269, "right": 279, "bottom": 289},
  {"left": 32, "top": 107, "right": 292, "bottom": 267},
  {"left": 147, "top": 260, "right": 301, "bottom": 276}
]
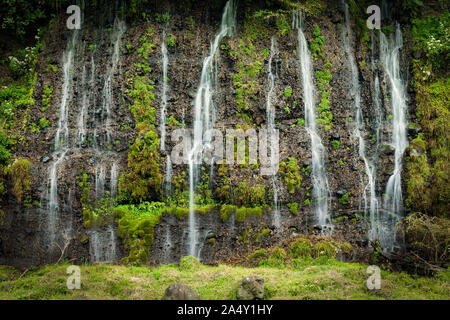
[
  {"left": 233, "top": 182, "right": 265, "bottom": 207},
  {"left": 117, "top": 202, "right": 166, "bottom": 265},
  {"left": 290, "top": 237, "right": 313, "bottom": 258},
  {"left": 118, "top": 131, "right": 162, "bottom": 203},
  {"left": 41, "top": 84, "right": 52, "bottom": 112},
  {"left": 331, "top": 140, "right": 340, "bottom": 150},
  {"left": 400, "top": 213, "right": 449, "bottom": 266},
  {"left": 248, "top": 248, "right": 268, "bottom": 260},
  {"left": 179, "top": 256, "right": 201, "bottom": 271},
  {"left": 39, "top": 117, "right": 49, "bottom": 129},
  {"left": 220, "top": 204, "right": 236, "bottom": 222},
  {"left": 259, "top": 248, "right": 286, "bottom": 268},
  {"left": 6, "top": 158, "right": 31, "bottom": 203},
  {"left": 310, "top": 25, "right": 324, "bottom": 59},
  {"left": 284, "top": 87, "right": 293, "bottom": 97},
  {"left": 339, "top": 192, "right": 351, "bottom": 205},
  {"left": 254, "top": 228, "right": 270, "bottom": 242},
  {"left": 235, "top": 206, "right": 263, "bottom": 223},
  {"left": 287, "top": 202, "right": 298, "bottom": 215},
  {"left": 166, "top": 34, "right": 175, "bottom": 47},
  {"left": 291, "top": 118, "right": 304, "bottom": 128},
  {"left": 312, "top": 241, "right": 337, "bottom": 259},
  {"left": 279, "top": 158, "right": 302, "bottom": 193}
]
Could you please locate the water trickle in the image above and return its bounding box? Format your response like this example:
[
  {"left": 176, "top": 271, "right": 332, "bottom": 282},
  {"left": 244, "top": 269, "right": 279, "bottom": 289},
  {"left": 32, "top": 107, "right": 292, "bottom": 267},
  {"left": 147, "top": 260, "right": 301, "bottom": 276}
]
[
  {"left": 160, "top": 30, "right": 169, "bottom": 151},
  {"left": 110, "top": 163, "right": 118, "bottom": 198},
  {"left": 102, "top": 17, "right": 126, "bottom": 144},
  {"left": 88, "top": 225, "right": 117, "bottom": 263},
  {"left": 95, "top": 165, "right": 106, "bottom": 200},
  {"left": 293, "top": 11, "right": 332, "bottom": 230},
  {"left": 188, "top": 0, "right": 237, "bottom": 258},
  {"left": 164, "top": 155, "right": 172, "bottom": 197},
  {"left": 77, "top": 65, "right": 88, "bottom": 146},
  {"left": 265, "top": 36, "right": 280, "bottom": 228},
  {"left": 342, "top": 2, "right": 378, "bottom": 234},
  {"left": 371, "top": 31, "right": 384, "bottom": 146},
  {"left": 47, "top": 29, "right": 79, "bottom": 247},
  {"left": 379, "top": 25, "right": 408, "bottom": 250}
]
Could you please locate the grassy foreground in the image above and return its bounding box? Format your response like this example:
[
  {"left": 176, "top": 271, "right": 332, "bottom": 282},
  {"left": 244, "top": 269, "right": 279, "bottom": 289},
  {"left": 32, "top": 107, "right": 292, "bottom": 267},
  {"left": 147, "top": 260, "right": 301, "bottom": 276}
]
[{"left": 0, "top": 258, "right": 448, "bottom": 300}]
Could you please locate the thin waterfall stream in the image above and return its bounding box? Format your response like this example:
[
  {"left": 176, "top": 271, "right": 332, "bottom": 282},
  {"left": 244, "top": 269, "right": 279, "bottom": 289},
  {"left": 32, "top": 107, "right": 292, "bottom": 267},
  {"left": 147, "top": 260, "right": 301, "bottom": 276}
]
[
  {"left": 342, "top": 2, "right": 378, "bottom": 237},
  {"left": 187, "top": 0, "right": 237, "bottom": 258},
  {"left": 379, "top": 25, "right": 408, "bottom": 251},
  {"left": 265, "top": 36, "right": 280, "bottom": 228},
  {"left": 160, "top": 30, "right": 169, "bottom": 151},
  {"left": 292, "top": 11, "right": 332, "bottom": 231}
]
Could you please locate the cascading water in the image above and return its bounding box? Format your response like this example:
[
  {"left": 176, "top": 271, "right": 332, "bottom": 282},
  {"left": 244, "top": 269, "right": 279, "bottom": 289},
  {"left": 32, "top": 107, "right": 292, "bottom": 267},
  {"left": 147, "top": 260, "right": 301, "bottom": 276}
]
[
  {"left": 342, "top": 2, "right": 378, "bottom": 234},
  {"left": 187, "top": 0, "right": 237, "bottom": 258},
  {"left": 160, "top": 30, "right": 169, "bottom": 151},
  {"left": 46, "top": 6, "right": 125, "bottom": 261},
  {"left": 95, "top": 165, "right": 106, "bottom": 200},
  {"left": 77, "top": 55, "right": 95, "bottom": 147},
  {"left": 265, "top": 36, "right": 280, "bottom": 228},
  {"left": 102, "top": 17, "right": 126, "bottom": 143},
  {"left": 164, "top": 155, "right": 172, "bottom": 197},
  {"left": 88, "top": 225, "right": 117, "bottom": 263},
  {"left": 371, "top": 32, "right": 384, "bottom": 145},
  {"left": 77, "top": 65, "right": 88, "bottom": 146},
  {"left": 367, "top": 31, "right": 384, "bottom": 243},
  {"left": 110, "top": 163, "right": 118, "bottom": 198},
  {"left": 379, "top": 25, "right": 408, "bottom": 250},
  {"left": 292, "top": 11, "right": 332, "bottom": 230},
  {"left": 46, "top": 29, "right": 79, "bottom": 248}
]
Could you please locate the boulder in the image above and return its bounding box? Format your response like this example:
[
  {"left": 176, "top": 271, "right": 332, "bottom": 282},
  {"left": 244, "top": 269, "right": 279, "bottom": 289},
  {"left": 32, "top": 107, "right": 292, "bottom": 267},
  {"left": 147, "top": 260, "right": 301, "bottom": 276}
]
[
  {"left": 161, "top": 283, "right": 199, "bottom": 300},
  {"left": 236, "top": 276, "right": 265, "bottom": 300}
]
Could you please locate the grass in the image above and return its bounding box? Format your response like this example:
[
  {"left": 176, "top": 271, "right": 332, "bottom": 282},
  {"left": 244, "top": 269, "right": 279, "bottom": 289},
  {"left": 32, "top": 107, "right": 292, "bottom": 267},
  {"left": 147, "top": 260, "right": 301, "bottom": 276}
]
[{"left": 0, "top": 259, "right": 448, "bottom": 300}]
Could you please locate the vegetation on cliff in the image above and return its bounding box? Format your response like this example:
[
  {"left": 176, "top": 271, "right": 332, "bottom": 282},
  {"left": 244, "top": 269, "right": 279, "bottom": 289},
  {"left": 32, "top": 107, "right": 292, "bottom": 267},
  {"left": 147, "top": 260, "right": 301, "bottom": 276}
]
[{"left": 0, "top": 0, "right": 448, "bottom": 285}]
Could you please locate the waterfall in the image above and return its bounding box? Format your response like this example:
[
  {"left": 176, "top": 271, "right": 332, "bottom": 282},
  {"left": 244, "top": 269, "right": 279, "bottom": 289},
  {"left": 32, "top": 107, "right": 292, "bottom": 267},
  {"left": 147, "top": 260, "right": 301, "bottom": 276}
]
[
  {"left": 102, "top": 17, "right": 126, "bottom": 144},
  {"left": 187, "top": 0, "right": 237, "bottom": 258},
  {"left": 110, "top": 163, "right": 118, "bottom": 198},
  {"left": 160, "top": 30, "right": 169, "bottom": 151},
  {"left": 367, "top": 31, "right": 384, "bottom": 243},
  {"left": 266, "top": 36, "right": 280, "bottom": 228},
  {"left": 88, "top": 225, "right": 117, "bottom": 263},
  {"left": 46, "top": 29, "right": 79, "bottom": 247},
  {"left": 379, "top": 25, "right": 408, "bottom": 250},
  {"left": 372, "top": 31, "right": 384, "bottom": 145},
  {"left": 95, "top": 165, "right": 106, "bottom": 200},
  {"left": 342, "top": 2, "right": 378, "bottom": 235},
  {"left": 292, "top": 11, "right": 332, "bottom": 230},
  {"left": 94, "top": 16, "right": 125, "bottom": 199},
  {"left": 78, "top": 55, "right": 95, "bottom": 147},
  {"left": 44, "top": 5, "right": 125, "bottom": 260},
  {"left": 164, "top": 155, "right": 172, "bottom": 197},
  {"left": 77, "top": 65, "right": 87, "bottom": 146}
]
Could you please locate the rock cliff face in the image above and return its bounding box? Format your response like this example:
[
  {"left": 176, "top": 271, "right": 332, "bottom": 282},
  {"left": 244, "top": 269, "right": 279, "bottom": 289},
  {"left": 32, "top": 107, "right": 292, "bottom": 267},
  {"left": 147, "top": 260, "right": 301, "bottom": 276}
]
[{"left": 0, "top": 0, "right": 416, "bottom": 267}]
